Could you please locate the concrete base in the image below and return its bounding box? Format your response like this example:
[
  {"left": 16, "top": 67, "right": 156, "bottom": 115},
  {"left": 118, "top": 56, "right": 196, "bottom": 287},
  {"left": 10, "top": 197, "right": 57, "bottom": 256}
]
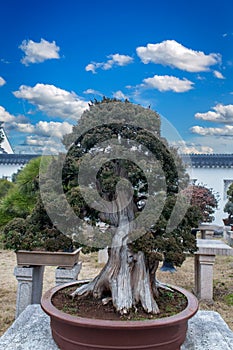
[{"left": 0, "top": 305, "right": 233, "bottom": 350}]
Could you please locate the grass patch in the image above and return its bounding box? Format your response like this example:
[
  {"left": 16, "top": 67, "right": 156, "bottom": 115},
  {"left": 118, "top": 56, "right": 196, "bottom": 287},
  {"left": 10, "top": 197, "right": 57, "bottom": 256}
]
[{"left": 224, "top": 294, "right": 233, "bottom": 306}]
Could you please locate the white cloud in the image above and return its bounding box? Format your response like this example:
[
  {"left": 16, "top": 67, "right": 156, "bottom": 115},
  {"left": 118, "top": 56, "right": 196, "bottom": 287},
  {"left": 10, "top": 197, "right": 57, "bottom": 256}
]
[
  {"left": 85, "top": 53, "right": 133, "bottom": 73},
  {"left": 190, "top": 125, "right": 233, "bottom": 136},
  {"left": 10, "top": 120, "right": 73, "bottom": 154},
  {"left": 0, "top": 107, "right": 29, "bottom": 128},
  {"left": 19, "top": 38, "right": 60, "bottom": 65},
  {"left": 13, "top": 84, "right": 89, "bottom": 120},
  {"left": 177, "top": 142, "right": 214, "bottom": 154},
  {"left": 222, "top": 32, "right": 233, "bottom": 38},
  {"left": 107, "top": 54, "right": 133, "bottom": 67},
  {"left": 143, "top": 75, "right": 194, "bottom": 92},
  {"left": 83, "top": 88, "right": 103, "bottom": 96},
  {"left": 213, "top": 70, "right": 225, "bottom": 79},
  {"left": 25, "top": 136, "right": 59, "bottom": 147},
  {"left": 0, "top": 77, "right": 6, "bottom": 86},
  {"left": 112, "top": 90, "right": 128, "bottom": 99},
  {"left": 0, "top": 106, "right": 67, "bottom": 154},
  {"left": 11, "top": 120, "right": 73, "bottom": 138},
  {"left": 35, "top": 121, "right": 73, "bottom": 138},
  {"left": 0, "top": 106, "right": 16, "bottom": 123},
  {"left": 195, "top": 104, "right": 233, "bottom": 123},
  {"left": 136, "top": 40, "right": 221, "bottom": 72},
  {"left": 14, "top": 123, "right": 35, "bottom": 134},
  {"left": 85, "top": 63, "right": 99, "bottom": 74},
  {"left": 0, "top": 58, "right": 10, "bottom": 64},
  {"left": 16, "top": 135, "right": 65, "bottom": 154},
  {"left": 183, "top": 145, "right": 214, "bottom": 154}
]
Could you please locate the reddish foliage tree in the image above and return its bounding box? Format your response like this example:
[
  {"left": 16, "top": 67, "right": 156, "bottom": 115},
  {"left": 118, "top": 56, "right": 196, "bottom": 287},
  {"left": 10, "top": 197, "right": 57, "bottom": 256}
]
[{"left": 185, "top": 184, "right": 218, "bottom": 223}]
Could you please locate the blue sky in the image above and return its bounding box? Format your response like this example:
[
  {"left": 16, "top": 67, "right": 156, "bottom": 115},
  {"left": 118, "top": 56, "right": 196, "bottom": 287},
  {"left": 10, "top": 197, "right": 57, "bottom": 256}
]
[{"left": 0, "top": 0, "right": 233, "bottom": 154}]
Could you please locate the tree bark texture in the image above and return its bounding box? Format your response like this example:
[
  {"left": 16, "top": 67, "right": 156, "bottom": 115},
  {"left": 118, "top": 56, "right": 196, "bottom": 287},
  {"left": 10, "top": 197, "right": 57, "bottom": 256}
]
[{"left": 71, "top": 193, "right": 160, "bottom": 314}]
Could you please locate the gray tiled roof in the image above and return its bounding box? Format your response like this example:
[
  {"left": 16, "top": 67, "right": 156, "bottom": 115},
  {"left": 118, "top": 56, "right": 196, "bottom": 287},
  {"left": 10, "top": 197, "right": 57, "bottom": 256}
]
[
  {"left": 182, "top": 154, "right": 233, "bottom": 168},
  {"left": 1, "top": 153, "right": 233, "bottom": 168},
  {"left": 0, "top": 154, "right": 38, "bottom": 165}
]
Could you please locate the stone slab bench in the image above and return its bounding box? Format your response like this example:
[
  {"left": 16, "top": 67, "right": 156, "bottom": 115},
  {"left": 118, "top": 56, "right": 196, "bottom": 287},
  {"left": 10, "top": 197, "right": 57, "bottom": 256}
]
[
  {"left": 197, "top": 224, "right": 221, "bottom": 239},
  {"left": 0, "top": 305, "right": 233, "bottom": 350}
]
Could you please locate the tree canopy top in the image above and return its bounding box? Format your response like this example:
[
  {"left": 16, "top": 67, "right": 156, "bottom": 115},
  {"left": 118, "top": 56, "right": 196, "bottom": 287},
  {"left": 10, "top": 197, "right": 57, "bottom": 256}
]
[{"left": 63, "top": 99, "right": 161, "bottom": 149}]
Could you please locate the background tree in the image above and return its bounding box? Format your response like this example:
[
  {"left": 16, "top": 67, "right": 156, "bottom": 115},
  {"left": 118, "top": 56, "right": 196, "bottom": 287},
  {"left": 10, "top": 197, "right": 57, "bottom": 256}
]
[
  {"left": 184, "top": 183, "right": 219, "bottom": 223},
  {"left": 0, "top": 179, "right": 14, "bottom": 199},
  {"left": 224, "top": 183, "right": 233, "bottom": 224},
  {"left": 0, "top": 157, "right": 41, "bottom": 228},
  {"left": 2, "top": 155, "right": 74, "bottom": 251}
]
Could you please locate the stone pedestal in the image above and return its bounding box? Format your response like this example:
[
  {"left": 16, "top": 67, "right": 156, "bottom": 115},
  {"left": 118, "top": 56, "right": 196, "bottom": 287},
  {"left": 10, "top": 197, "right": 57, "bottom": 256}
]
[
  {"left": 14, "top": 261, "right": 82, "bottom": 319},
  {"left": 194, "top": 239, "right": 233, "bottom": 301},
  {"left": 194, "top": 254, "right": 215, "bottom": 301},
  {"left": 98, "top": 248, "right": 108, "bottom": 264},
  {"left": 55, "top": 262, "right": 82, "bottom": 285},
  {"left": 14, "top": 266, "right": 45, "bottom": 318}
]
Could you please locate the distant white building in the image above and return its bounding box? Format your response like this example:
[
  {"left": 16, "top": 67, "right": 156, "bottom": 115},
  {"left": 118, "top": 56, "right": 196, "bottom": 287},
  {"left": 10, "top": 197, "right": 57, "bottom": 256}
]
[
  {"left": 0, "top": 124, "right": 38, "bottom": 181},
  {"left": 0, "top": 123, "right": 14, "bottom": 154},
  {"left": 0, "top": 154, "right": 38, "bottom": 181},
  {"left": 184, "top": 154, "right": 233, "bottom": 226}
]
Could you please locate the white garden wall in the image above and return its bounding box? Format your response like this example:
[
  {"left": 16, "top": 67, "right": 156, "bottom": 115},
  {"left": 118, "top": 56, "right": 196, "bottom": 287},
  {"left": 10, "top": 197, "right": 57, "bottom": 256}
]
[{"left": 187, "top": 167, "right": 233, "bottom": 226}]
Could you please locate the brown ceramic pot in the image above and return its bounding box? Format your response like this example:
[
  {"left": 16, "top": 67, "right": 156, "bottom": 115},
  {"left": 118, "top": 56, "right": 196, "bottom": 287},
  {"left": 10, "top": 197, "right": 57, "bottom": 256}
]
[{"left": 41, "top": 281, "right": 198, "bottom": 350}]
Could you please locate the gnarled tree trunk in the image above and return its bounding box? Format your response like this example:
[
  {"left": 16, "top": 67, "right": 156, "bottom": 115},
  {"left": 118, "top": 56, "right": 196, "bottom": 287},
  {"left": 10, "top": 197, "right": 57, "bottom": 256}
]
[{"left": 71, "top": 200, "right": 160, "bottom": 314}]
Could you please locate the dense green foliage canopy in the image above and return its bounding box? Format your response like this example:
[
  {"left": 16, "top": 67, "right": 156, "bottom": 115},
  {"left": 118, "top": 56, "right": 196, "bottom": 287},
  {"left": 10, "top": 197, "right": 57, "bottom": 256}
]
[
  {"left": 0, "top": 157, "right": 41, "bottom": 228},
  {"left": 57, "top": 99, "right": 200, "bottom": 265},
  {"left": 2, "top": 156, "right": 73, "bottom": 251},
  {"left": 3, "top": 100, "right": 216, "bottom": 262}
]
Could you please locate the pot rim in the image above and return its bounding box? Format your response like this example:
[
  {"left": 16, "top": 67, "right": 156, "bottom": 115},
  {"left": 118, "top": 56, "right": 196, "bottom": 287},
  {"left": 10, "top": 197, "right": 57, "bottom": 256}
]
[
  {"left": 16, "top": 247, "right": 82, "bottom": 255},
  {"left": 41, "top": 280, "right": 198, "bottom": 329}
]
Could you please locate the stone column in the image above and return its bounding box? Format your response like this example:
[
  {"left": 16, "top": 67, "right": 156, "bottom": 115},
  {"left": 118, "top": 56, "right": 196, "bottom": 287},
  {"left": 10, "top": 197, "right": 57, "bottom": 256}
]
[
  {"left": 194, "top": 254, "right": 215, "bottom": 301},
  {"left": 55, "top": 262, "right": 82, "bottom": 285},
  {"left": 98, "top": 248, "right": 108, "bottom": 264},
  {"left": 14, "top": 265, "right": 45, "bottom": 318},
  {"left": 31, "top": 266, "right": 45, "bottom": 304}
]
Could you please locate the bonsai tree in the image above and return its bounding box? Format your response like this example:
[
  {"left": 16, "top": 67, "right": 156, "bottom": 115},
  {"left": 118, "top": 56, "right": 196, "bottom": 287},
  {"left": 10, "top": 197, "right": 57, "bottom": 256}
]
[
  {"left": 224, "top": 183, "right": 233, "bottom": 224},
  {"left": 40, "top": 99, "right": 201, "bottom": 315}
]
